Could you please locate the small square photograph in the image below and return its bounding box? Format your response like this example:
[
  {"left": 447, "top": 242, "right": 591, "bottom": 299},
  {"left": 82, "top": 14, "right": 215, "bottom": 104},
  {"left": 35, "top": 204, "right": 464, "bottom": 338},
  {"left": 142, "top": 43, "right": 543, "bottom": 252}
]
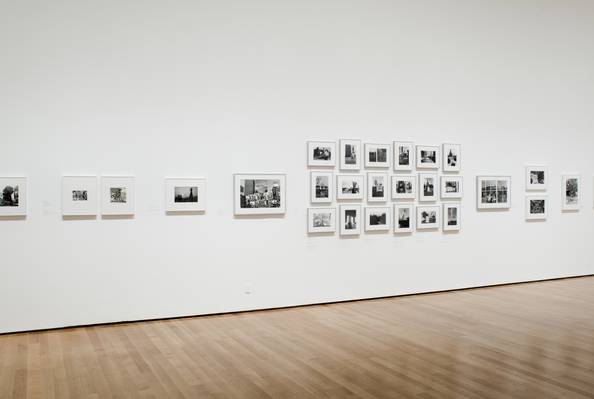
[
  {"left": 336, "top": 174, "right": 364, "bottom": 200},
  {"left": 443, "top": 203, "right": 461, "bottom": 231},
  {"left": 102, "top": 176, "right": 135, "bottom": 216},
  {"left": 340, "top": 139, "right": 361, "bottom": 170},
  {"left": 166, "top": 177, "right": 207, "bottom": 213},
  {"left": 62, "top": 176, "right": 98, "bottom": 216},
  {"left": 367, "top": 173, "right": 388, "bottom": 202},
  {"left": 307, "top": 141, "right": 336, "bottom": 167},
  {"left": 442, "top": 143, "right": 461, "bottom": 172},
  {"left": 441, "top": 176, "right": 463, "bottom": 199},
  {"left": 110, "top": 187, "right": 127, "bottom": 203},
  {"left": 417, "top": 206, "right": 440, "bottom": 230},
  {"left": 419, "top": 173, "right": 438, "bottom": 202},
  {"left": 391, "top": 175, "right": 416, "bottom": 200},
  {"left": 393, "top": 141, "right": 414, "bottom": 171},
  {"left": 340, "top": 205, "right": 361, "bottom": 236},
  {"left": 477, "top": 176, "right": 511, "bottom": 209},
  {"left": 416, "top": 145, "right": 439, "bottom": 169},
  {"left": 365, "top": 206, "right": 391, "bottom": 232},
  {"left": 526, "top": 196, "right": 548, "bottom": 220},
  {"left": 562, "top": 175, "right": 580, "bottom": 211},
  {"left": 394, "top": 204, "right": 414, "bottom": 233},
  {"left": 364, "top": 143, "right": 390, "bottom": 168},
  {"left": 307, "top": 207, "right": 336, "bottom": 234},
  {"left": 0, "top": 177, "right": 27, "bottom": 216},
  {"left": 310, "top": 171, "right": 333, "bottom": 203},
  {"left": 526, "top": 165, "right": 547, "bottom": 191}
]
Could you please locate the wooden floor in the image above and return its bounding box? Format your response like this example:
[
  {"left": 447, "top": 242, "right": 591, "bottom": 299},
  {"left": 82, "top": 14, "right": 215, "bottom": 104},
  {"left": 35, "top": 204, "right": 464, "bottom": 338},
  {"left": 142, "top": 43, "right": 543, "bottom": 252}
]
[{"left": 2, "top": 277, "right": 594, "bottom": 399}]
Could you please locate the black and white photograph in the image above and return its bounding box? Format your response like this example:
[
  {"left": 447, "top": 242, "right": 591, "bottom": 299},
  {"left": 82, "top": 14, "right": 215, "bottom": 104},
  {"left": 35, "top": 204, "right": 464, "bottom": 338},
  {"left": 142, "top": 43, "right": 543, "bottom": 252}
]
[
  {"left": 419, "top": 173, "right": 438, "bottom": 202},
  {"left": 442, "top": 143, "right": 461, "bottom": 172},
  {"left": 234, "top": 174, "right": 285, "bottom": 215},
  {"left": 307, "top": 141, "right": 336, "bottom": 167},
  {"left": 1, "top": 185, "right": 19, "bottom": 207},
  {"left": 307, "top": 207, "right": 336, "bottom": 234},
  {"left": 62, "top": 176, "right": 98, "bottom": 216},
  {"left": 526, "top": 196, "right": 547, "bottom": 220},
  {"left": 336, "top": 174, "right": 364, "bottom": 200},
  {"left": 393, "top": 141, "right": 414, "bottom": 171},
  {"left": 367, "top": 173, "right": 388, "bottom": 202},
  {"left": 443, "top": 203, "right": 461, "bottom": 231},
  {"left": 562, "top": 175, "right": 580, "bottom": 211},
  {"left": 72, "top": 190, "right": 88, "bottom": 201},
  {"left": 102, "top": 176, "right": 136, "bottom": 216},
  {"left": 0, "top": 177, "right": 27, "bottom": 216},
  {"left": 340, "top": 205, "right": 361, "bottom": 236},
  {"left": 364, "top": 143, "right": 390, "bottom": 168},
  {"left": 391, "top": 175, "right": 416, "bottom": 200},
  {"left": 476, "top": 176, "right": 511, "bottom": 209},
  {"left": 310, "top": 171, "right": 333, "bottom": 203},
  {"left": 394, "top": 204, "right": 414, "bottom": 233},
  {"left": 110, "top": 187, "right": 127, "bottom": 203},
  {"left": 526, "top": 165, "right": 547, "bottom": 191},
  {"left": 417, "top": 206, "right": 440, "bottom": 230},
  {"left": 365, "top": 206, "right": 390, "bottom": 231},
  {"left": 340, "top": 139, "right": 361, "bottom": 170},
  {"left": 441, "top": 176, "right": 463, "bottom": 199},
  {"left": 175, "top": 187, "right": 198, "bottom": 203},
  {"left": 416, "top": 145, "right": 439, "bottom": 169},
  {"left": 165, "top": 177, "right": 206, "bottom": 213}
]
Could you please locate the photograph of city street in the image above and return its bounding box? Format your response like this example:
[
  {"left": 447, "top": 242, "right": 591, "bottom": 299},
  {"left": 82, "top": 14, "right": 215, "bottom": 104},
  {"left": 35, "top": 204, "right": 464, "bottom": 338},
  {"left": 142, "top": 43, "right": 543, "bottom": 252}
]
[
  {"left": 110, "top": 187, "right": 127, "bottom": 203},
  {"left": 240, "top": 179, "right": 281, "bottom": 209},
  {"left": 420, "top": 150, "right": 436, "bottom": 164},
  {"left": 1, "top": 185, "right": 19, "bottom": 207},
  {"left": 174, "top": 186, "right": 198, "bottom": 203}
]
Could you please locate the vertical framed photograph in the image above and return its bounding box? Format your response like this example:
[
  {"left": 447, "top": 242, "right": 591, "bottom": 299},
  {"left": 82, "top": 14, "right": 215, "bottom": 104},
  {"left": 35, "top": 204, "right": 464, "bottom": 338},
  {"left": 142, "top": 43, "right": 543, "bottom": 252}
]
[
  {"left": 165, "top": 177, "right": 206, "bottom": 212},
  {"left": 562, "top": 175, "right": 580, "bottom": 211},
  {"left": 393, "top": 141, "right": 414, "bottom": 171},
  {"left": 62, "top": 176, "right": 98, "bottom": 216},
  {"left": 307, "top": 141, "right": 336, "bottom": 167},
  {"left": 443, "top": 203, "right": 461, "bottom": 231},
  {"left": 391, "top": 175, "right": 416, "bottom": 200},
  {"left": 340, "top": 204, "right": 361, "bottom": 236},
  {"left": 310, "top": 171, "right": 333, "bottom": 203},
  {"left": 340, "top": 139, "right": 361, "bottom": 170},
  {"left": 364, "top": 143, "right": 390, "bottom": 168},
  {"left": 416, "top": 145, "right": 439, "bottom": 169},
  {"left": 307, "top": 207, "right": 336, "bottom": 234},
  {"left": 394, "top": 204, "right": 414, "bottom": 233},
  {"left": 417, "top": 206, "right": 440, "bottom": 230},
  {"left": 476, "top": 176, "right": 511, "bottom": 209},
  {"left": 234, "top": 174, "right": 285, "bottom": 215},
  {"left": 336, "top": 174, "right": 364, "bottom": 200},
  {"left": 441, "top": 176, "right": 463, "bottom": 199},
  {"left": 0, "top": 177, "right": 27, "bottom": 216},
  {"left": 526, "top": 196, "right": 548, "bottom": 220},
  {"left": 526, "top": 165, "right": 548, "bottom": 191},
  {"left": 365, "top": 206, "right": 391, "bottom": 232},
  {"left": 367, "top": 172, "right": 388, "bottom": 202},
  {"left": 419, "top": 173, "right": 438, "bottom": 202},
  {"left": 101, "top": 176, "right": 135, "bottom": 216},
  {"left": 442, "top": 143, "right": 461, "bottom": 172}
]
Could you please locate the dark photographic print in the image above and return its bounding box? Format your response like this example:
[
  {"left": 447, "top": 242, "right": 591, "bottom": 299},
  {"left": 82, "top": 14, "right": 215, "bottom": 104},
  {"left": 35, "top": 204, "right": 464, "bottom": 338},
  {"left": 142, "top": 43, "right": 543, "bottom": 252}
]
[
  {"left": 0, "top": 177, "right": 26, "bottom": 216},
  {"left": 1, "top": 185, "right": 19, "bottom": 207},
  {"left": 240, "top": 179, "right": 281, "bottom": 209},
  {"left": 315, "top": 175, "right": 329, "bottom": 199},
  {"left": 175, "top": 186, "right": 198, "bottom": 203},
  {"left": 398, "top": 208, "right": 410, "bottom": 228},
  {"left": 421, "top": 150, "right": 436, "bottom": 164},
  {"left": 72, "top": 190, "right": 88, "bottom": 201},
  {"left": 344, "top": 144, "right": 357, "bottom": 165},
  {"left": 110, "top": 187, "right": 127, "bottom": 203},
  {"left": 530, "top": 171, "right": 545, "bottom": 185},
  {"left": 441, "top": 176, "right": 463, "bottom": 199},
  {"left": 344, "top": 209, "right": 358, "bottom": 229},
  {"left": 396, "top": 180, "right": 413, "bottom": 194},
  {"left": 392, "top": 176, "right": 415, "bottom": 200},
  {"left": 398, "top": 146, "right": 410, "bottom": 166},
  {"left": 447, "top": 207, "right": 458, "bottom": 225},
  {"left": 443, "top": 144, "right": 461, "bottom": 172},
  {"left": 421, "top": 209, "right": 437, "bottom": 224},
  {"left": 423, "top": 177, "right": 435, "bottom": 197},
  {"left": 530, "top": 199, "right": 545, "bottom": 214},
  {"left": 417, "top": 206, "right": 440, "bottom": 230},
  {"left": 369, "top": 209, "right": 387, "bottom": 225},
  {"left": 566, "top": 178, "right": 578, "bottom": 205},
  {"left": 446, "top": 181, "right": 459, "bottom": 193},
  {"left": 446, "top": 149, "right": 458, "bottom": 168},
  {"left": 526, "top": 165, "right": 547, "bottom": 190},
  {"left": 526, "top": 196, "right": 547, "bottom": 220},
  {"left": 365, "top": 144, "right": 389, "bottom": 167},
  {"left": 369, "top": 175, "right": 385, "bottom": 200},
  {"left": 477, "top": 176, "right": 511, "bottom": 209},
  {"left": 443, "top": 204, "right": 461, "bottom": 231},
  {"left": 365, "top": 207, "right": 390, "bottom": 231},
  {"left": 417, "top": 145, "right": 439, "bottom": 169},
  {"left": 308, "top": 141, "right": 336, "bottom": 167},
  {"left": 313, "top": 146, "right": 332, "bottom": 161}
]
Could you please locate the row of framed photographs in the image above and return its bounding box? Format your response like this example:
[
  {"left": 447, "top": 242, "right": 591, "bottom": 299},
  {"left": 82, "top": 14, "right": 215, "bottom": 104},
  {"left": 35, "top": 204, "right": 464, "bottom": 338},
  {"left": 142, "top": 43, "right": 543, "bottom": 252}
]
[
  {"left": 308, "top": 204, "right": 461, "bottom": 235},
  {"left": 308, "top": 140, "right": 461, "bottom": 172}
]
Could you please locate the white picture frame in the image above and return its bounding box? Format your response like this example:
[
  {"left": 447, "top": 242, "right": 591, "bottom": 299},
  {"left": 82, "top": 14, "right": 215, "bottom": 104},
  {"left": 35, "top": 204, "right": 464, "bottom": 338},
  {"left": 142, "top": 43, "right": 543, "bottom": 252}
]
[
  {"left": 417, "top": 205, "right": 441, "bottom": 230},
  {"left": 234, "top": 174, "right": 286, "bottom": 215},
  {"left": 336, "top": 174, "right": 364, "bottom": 200},
  {"left": 416, "top": 145, "right": 440, "bottom": 169},
  {"left": 165, "top": 177, "right": 207, "bottom": 212},
  {"left": 340, "top": 204, "right": 361, "bottom": 236},
  {"left": 525, "top": 165, "right": 548, "bottom": 191},
  {"left": 0, "top": 176, "right": 27, "bottom": 217},
  {"left": 364, "top": 143, "right": 390, "bottom": 168},
  {"left": 476, "top": 176, "right": 512, "bottom": 210},
  {"left": 443, "top": 203, "right": 461, "bottom": 231},
  {"left": 340, "top": 139, "right": 361, "bottom": 171},
  {"left": 310, "top": 171, "right": 333, "bottom": 204},
  {"left": 62, "top": 175, "right": 98, "bottom": 216},
  {"left": 101, "top": 176, "right": 135, "bottom": 216},
  {"left": 307, "top": 141, "right": 336, "bottom": 167},
  {"left": 392, "top": 175, "right": 416, "bottom": 200},
  {"left": 441, "top": 176, "right": 463, "bottom": 199},
  {"left": 393, "top": 141, "right": 414, "bottom": 171},
  {"left": 367, "top": 172, "right": 388, "bottom": 202},
  {"left": 526, "top": 196, "right": 548, "bottom": 220},
  {"left": 419, "top": 173, "right": 438, "bottom": 202},
  {"left": 307, "top": 207, "right": 336, "bottom": 234},
  {"left": 365, "top": 206, "right": 391, "bottom": 232},
  {"left": 394, "top": 204, "right": 414, "bottom": 233},
  {"left": 561, "top": 175, "right": 580, "bottom": 211},
  {"left": 442, "top": 143, "right": 461, "bottom": 172}
]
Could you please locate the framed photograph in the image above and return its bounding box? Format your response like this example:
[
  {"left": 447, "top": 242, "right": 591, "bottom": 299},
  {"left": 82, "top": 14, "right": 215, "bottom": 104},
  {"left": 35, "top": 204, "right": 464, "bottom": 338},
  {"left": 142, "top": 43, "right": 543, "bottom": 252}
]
[
  {"left": 340, "top": 204, "right": 361, "bottom": 236},
  {"left": 526, "top": 196, "right": 548, "bottom": 220},
  {"left": 394, "top": 204, "right": 414, "bottom": 233},
  {"left": 476, "top": 176, "right": 511, "bottom": 209},
  {"left": 101, "top": 176, "right": 135, "bottom": 215},
  {"left": 62, "top": 176, "right": 98, "bottom": 216},
  {"left": 165, "top": 177, "right": 206, "bottom": 212},
  {"left": 526, "top": 165, "right": 547, "bottom": 191},
  {"left": 393, "top": 141, "right": 414, "bottom": 171},
  {"left": 441, "top": 176, "right": 463, "bottom": 199},
  {"left": 340, "top": 139, "right": 361, "bottom": 170},
  {"left": 307, "top": 141, "right": 336, "bottom": 167},
  {"left": 364, "top": 143, "right": 390, "bottom": 168},
  {"left": 336, "top": 174, "right": 364, "bottom": 200},
  {"left": 367, "top": 172, "right": 388, "bottom": 202},
  {"left": 365, "top": 206, "right": 390, "bottom": 232},
  {"left": 419, "top": 173, "right": 438, "bottom": 202},
  {"left": 562, "top": 175, "right": 580, "bottom": 211},
  {"left": 391, "top": 175, "right": 416, "bottom": 200},
  {"left": 0, "top": 177, "right": 27, "bottom": 216},
  {"left": 416, "top": 145, "right": 439, "bottom": 169},
  {"left": 417, "top": 206, "right": 440, "bottom": 230},
  {"left": 442, "top": 143, "right": 461, "bottom": 172},
  {"left": 310, "top": 171, "right": 333, "bottom": 203},
  {"left": 234, "top": 174, "right": 285, "bottom": 215},
  {"left": 443, "top": 203, "right": 461, "bottom": 231},
  {"left": 307, "top": 207, "right": 336, "bottom": 234}
]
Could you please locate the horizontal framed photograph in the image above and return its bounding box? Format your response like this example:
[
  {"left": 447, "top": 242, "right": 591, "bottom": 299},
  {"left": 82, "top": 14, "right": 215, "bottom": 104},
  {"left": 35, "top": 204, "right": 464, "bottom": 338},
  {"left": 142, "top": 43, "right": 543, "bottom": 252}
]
[
  {"left": 417, "top": 205, "right": 440, "bottom": 230},
  {"left": 62, "top": 175, "right": 98, "bottom": 216},
  {"left": 562, "top": 175, "right": 580, "bottom": 211},
  {"left": 441, "top": 176, "right": 463, "bottom": 199},
  {"left": 391, "top": 175, "right": 416, "bottom": 200},
  {"left": 442, "top": 143, "right": 461, "bottom": 172},
  {"left": 367, "top": 172, "right": 388, "bottom": 202},
  {"left": 340, "top": 204, "right": 361, "bottom": 236},
  {"left": 234, "top": 174, "right": 285, "bottom": 215},
  {"left": 310, "top": 171, "right": 333, "bottom": 204},
  {"left": 101, "top": 176, "right": 135, "bottom": 216},
  {"left": 394, "top": 204, "right": 414, "bottom": 233},
  {"left": 393, "top": 141, "right": 414, "bottom": 171},
  {"left": 526, "top": 165, "right": 547, "bottom": 191},
  {"left": 365, "top": 206, "right": 391, "bottom": 232},
  {"left": 340, "top": 139, "right": 361, "bottom": 171},
  {"left": 307, "top": 141, "right": 336, "bottom": 167},
  {"left": 336, "top": 174, "right": 364, "bottom": 200},
  {"left": 307, "top": 207, "right": 336, "bottom": 234},
  {"left": 526, "top": 196, "right": 548, "bottom": 220},
  {"left": 0, "top": 176, "right": 27, "bottom": 217},
  {"left": 476, "top": 176, "right": 511, "bottom": 210},
  {"left": 166, "top": 177, "right": 206, "bottom": 212},
  {"left": 364, "top": 143, "right": 390, "bottom": 168},
  {"left": 416, "top": 145, "right": 439, "bottom": 170},
  {"left": 419, "top": 173, "right": 438, "bottom": 202},
  {"left": 443, "top": 203, "right": 461, "bottom": 231}
]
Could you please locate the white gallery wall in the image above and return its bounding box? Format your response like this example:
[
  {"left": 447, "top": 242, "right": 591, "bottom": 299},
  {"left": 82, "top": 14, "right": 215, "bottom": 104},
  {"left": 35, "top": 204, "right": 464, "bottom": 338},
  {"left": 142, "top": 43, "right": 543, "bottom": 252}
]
[{"left": 1, "top": 0, "right": 594, "bottom": 333}]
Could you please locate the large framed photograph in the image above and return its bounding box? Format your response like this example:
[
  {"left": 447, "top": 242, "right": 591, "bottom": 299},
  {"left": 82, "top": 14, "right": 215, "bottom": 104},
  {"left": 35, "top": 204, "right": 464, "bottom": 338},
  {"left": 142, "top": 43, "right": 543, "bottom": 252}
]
[
  {"left": 416, "top": 145, "right": 439, "bottom": 169},
  {"left": 101, "top": 176, "right": 135, "bottom": 216},
  {"left": 443, "top": 203, "right": 461, "bottom": 231},
  {"left": 394, "top": 204, "right": 414, "bottom": 233},
  {"left": 526, "top": 165, "right": 547, "bottom": 191},
  {"left": 165, "top": 177, "right": 206, "bottom": 212},
  {"left": 336, "top": 174, "right": 364, "bottom": 200},
  {"left": 234, "top": 174, "right": 285, "bottom": 215},
  {"left": 340, "top": 139, "right": 361, "bottom": 170},
  {"left": 442, "top": 143, "right": 461, "bottom": 172},
  {"left": 562, "top": 175, "right": 580, "bottom": 211},
  {"left": 526, "top": 196, "right": 548, "bottom": 220},
  {"left": 476, "top": 176, "right": 511, "bottom": 209},
  {"left": 364, "top": 143, "right": 390, "bottom": 168},
  {"left": 62, "top": 176, "right": 98, "bottom": 216},
  {"left": 417, "top": 206, "right": 440, "bottom": 230},
  {"left": 307, "top": 207, "right": 336, "bottom": 234},
  {"left": 310, "top": 171, "right": 333, "bottom": 203},
  {"left": 365, "top": 206, "right": 390, "bottom": 232},
  {"left": 391, "top": 175, "right": 416, "bottom": 200},
  {"left": 340, "top": 204, "right": 361, "bottom": 236},
  {"left": 419, "top": 173, "right": 438, "bottom": 202},
  {"left": 307, "top": 141, "right": 336, "bottom": 167},
  {"left": 393, "top": 141, "right": 414, "bottom": 171},
  {"left": 367, "top": 172, "right": 388, "bottom": 202},
  {"left": 0, "top": 177, "right": 27, "bottom": 217},
  {"left": 441, "top": 176, "right": 463, "bottom": 199}
]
